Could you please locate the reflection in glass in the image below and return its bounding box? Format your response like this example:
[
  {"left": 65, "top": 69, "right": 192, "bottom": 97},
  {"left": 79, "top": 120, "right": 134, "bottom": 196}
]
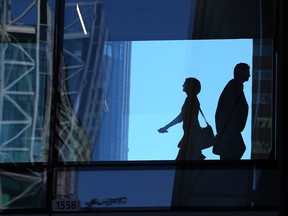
[
  {"left": 61, "top": 168, "right": 175, "bottom": 209},
  {"left": 0, "top": 0, "right": 55, "bottom": 163},
  {"left": 0, "top": 169, "right": 47, "bottom": 210},
  {"left": 54, "top": 165, "right": 277, "bottom": 210},
  {"left": 55, "top": 1, "right": 131, "bottom": 162}
]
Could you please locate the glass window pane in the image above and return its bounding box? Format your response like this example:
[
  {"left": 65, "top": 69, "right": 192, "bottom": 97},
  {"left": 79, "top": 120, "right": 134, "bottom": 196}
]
[
  {"left": 0, "top": 168, "right": 47, "bottom": 210},
  {"left": 53, "top": 163, "right": 277, "bottom": 211},
  {"left": 52, "top": 0, "right": 275, "bottom": 162},
  {"left": 0, "top": 0, "right": 55, "bottom": 163},
  {"left": 1, "top": 1, "right": 275, "bottom": 162}
]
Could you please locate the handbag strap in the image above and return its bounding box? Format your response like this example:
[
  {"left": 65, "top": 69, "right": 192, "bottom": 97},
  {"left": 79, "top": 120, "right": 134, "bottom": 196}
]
[{"left": 199, "top": 107, "right": 209, "bottom": 126}]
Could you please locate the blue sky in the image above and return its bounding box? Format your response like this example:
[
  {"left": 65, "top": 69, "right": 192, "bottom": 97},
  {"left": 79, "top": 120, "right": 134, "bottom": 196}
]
[{"left": 128, "top": 39, "right": 253, "bottom": 160}]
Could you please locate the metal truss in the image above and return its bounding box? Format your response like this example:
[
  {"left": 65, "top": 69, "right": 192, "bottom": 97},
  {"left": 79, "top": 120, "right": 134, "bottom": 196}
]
[
  {"left": 0, "top": 0, "right": 42, "bottom": 163},
  {"left": 0, "top": 0, "right": 51, "bottom": 210}
]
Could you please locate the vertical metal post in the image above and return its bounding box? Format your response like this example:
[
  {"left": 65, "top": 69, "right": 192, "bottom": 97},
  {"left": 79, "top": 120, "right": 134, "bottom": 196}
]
[
  {"left": 47, "top": 0, "right": 65, "bottom": 214},
  {"left": 275, "top": 0, "right": 286, "bottom": 216}
]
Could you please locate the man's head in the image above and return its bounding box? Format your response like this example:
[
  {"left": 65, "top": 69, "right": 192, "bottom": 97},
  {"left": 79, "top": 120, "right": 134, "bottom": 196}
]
[{"left": 234, "top": 62, "right": 250, "bottom": 83}]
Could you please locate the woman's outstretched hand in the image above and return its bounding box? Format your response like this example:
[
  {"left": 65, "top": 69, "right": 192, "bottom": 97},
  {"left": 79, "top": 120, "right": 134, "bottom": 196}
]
[{"left": 158, "top": 127, "right": 168, "bottom": 133}]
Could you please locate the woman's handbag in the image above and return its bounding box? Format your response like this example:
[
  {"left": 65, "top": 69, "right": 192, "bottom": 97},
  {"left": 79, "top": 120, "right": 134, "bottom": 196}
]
[{"left": 198, "top": 108, "right": 215, "bottom": 149}]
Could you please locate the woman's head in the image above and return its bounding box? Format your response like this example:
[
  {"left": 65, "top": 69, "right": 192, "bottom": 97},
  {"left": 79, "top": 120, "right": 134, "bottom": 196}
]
[{"left": 183, "top": 77, "right": 201, "bottom": 95}]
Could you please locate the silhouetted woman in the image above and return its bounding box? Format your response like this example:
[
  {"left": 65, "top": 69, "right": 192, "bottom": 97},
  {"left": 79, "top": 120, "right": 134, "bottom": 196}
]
[{"left": 158, "top": 77, "right": 205, "bottom": 160}]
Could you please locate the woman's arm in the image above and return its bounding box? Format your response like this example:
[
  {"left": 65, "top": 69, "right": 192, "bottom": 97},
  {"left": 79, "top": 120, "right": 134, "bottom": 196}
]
[{"left": 158, "top": 113, "right": 182, "bottom": 133}]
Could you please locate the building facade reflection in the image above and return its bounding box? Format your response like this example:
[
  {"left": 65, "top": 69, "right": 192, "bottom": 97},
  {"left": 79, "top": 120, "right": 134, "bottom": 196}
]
[{"left": 0, "top": 0, "right": 131, "bottom": 208}]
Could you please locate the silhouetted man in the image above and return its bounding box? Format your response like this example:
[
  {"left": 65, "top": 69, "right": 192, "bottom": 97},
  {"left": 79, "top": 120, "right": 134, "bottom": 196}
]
[{"left": 213, "top": 63, "right": 250, "bottom": 160}]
